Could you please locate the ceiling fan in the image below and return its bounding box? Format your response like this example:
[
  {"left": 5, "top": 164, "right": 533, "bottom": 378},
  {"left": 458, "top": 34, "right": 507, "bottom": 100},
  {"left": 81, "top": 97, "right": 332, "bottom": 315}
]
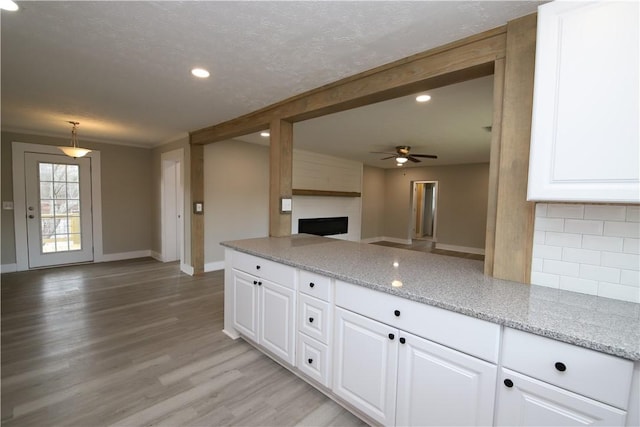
[{"left": 371, "top": 146, "right": 438, "bottom": 165}]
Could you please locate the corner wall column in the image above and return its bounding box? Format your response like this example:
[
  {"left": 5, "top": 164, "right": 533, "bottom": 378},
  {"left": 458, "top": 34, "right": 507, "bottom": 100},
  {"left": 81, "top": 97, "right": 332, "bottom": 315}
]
[
  {"left": 190, "top": 143, "right": 205, "bottom": 274},
  {"left": 269, "top": 120, "right": 293, "bottom": 237}
]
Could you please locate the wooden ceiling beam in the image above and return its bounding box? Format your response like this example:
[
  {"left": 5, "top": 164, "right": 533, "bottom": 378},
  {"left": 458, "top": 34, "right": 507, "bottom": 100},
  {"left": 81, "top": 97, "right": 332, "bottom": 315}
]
[{"left": 189, "top": 26, "right": 506, "bottom": 145}]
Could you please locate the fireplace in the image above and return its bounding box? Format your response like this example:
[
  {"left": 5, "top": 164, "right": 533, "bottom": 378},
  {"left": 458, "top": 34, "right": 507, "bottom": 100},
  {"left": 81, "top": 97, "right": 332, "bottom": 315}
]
[{"left": 298, "top": 216, "right": 348, "bottom": 236}]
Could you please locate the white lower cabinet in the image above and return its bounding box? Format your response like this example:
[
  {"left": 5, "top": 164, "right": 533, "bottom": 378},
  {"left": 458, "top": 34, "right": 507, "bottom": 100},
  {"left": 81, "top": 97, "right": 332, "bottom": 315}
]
[
  {"left": 333, "top": 306, "right": 497, "bottom": 426},
  {"left": 231, "top": 268, "right": 296, "bottom": 366},
  {"left": 396, "top": 331, "right": 497, "bottom": 426},
  {"left": 496, "top": 368, "right": 627, "bottom": 426}
]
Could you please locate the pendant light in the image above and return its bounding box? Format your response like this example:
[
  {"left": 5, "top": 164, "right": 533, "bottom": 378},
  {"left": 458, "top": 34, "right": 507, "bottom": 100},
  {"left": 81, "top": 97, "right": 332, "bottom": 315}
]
[{"left": 58, "top": 121, "right": 91, "bottom": 158}]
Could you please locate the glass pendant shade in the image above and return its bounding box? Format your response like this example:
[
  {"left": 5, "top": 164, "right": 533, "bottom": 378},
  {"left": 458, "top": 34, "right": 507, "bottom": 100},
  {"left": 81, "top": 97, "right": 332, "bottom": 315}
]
[{"left": 58, "top": 121, "right": 91, "bottom": 158}]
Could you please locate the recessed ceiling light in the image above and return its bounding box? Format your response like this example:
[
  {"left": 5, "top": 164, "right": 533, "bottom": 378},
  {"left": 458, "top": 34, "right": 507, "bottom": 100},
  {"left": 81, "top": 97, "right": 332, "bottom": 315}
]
[
  {"left": 260, "top": 131, "right": 270, "bottom": 137},
  {"left": 0, "top": 0, "right": 19, "bottom": 11},
  {"left": 416, "top": 94, "right": 431, "bottom": 103},
  {"left": 191, "top": 68, "right": 210, "bottom": 78}
]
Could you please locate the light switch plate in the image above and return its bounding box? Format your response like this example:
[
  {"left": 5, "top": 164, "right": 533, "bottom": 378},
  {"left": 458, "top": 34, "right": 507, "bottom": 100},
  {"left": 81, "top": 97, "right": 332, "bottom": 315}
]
[
  {"left": 281, "top": 198, "right": 292, "bottom": 213},
  {"left": 2, "top": 201, "right": 14, "bottom": 210}
]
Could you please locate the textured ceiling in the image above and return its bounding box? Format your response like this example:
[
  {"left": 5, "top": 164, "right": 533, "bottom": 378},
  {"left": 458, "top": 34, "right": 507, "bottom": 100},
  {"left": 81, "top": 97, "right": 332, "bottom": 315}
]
[{"left": 1, "top": 1, "right": 542, "bottom": 148}]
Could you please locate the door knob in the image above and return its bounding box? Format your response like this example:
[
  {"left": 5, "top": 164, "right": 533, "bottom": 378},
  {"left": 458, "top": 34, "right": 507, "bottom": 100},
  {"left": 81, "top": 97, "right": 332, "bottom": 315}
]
[{"left": 28, "top": 214, "right": 35, "bottom": 219}]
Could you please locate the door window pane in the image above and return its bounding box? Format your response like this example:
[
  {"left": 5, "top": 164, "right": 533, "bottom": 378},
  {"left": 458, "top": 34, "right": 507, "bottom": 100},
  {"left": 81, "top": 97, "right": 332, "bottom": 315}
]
[{"left": 38, "top": 162, "right": 82, "bottom": 253}]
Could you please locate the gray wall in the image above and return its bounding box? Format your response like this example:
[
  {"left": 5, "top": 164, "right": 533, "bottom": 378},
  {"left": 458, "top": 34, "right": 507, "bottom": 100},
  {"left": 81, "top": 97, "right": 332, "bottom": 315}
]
[
  {"left": 1, "top": 131, "right": 152, "bottom": 264},
  {"left": 361, "top": 163, "right": 490, "bottom": 250},
  {"left": 204, "top": 140, "right": 269, "bottom": 265},
  {"left": 361, "top": 165, "right": 386, "bottom": 240}
]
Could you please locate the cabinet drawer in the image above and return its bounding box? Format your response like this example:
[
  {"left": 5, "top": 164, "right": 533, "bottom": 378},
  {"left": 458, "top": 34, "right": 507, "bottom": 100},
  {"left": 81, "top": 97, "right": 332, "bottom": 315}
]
[
  {"left": 232, "top": 251, "right": 295, "bottom": 288},
  {"left": 297, "top": 333, "right": 330, "bottom": 388},
  {"left": 299, "top": 270, "right": 331, "bottom": 301},
  {"left": 335, "top": 280, "right": 500, "bottom": 363},
  {"left": 298, "top": 294, "right": 331, "bottom": 344},
  {"left": 502, "top": 328, "right": 633, "bottom": 409}
]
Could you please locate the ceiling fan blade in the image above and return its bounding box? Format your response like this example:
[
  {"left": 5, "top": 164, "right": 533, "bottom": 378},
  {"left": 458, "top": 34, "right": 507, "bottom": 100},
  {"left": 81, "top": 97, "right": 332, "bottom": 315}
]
[
  {"left": 411, "top": 154, "right": 438, "bottom": 159},
  {"left": 380, "top": 156, "right": 396, "bottom": 160},
  {"left": 407, "top": 156, "right": 422, "bottom": 163},
  {"left": 370, "top": 151, "right": 397, "bottom": 155}
]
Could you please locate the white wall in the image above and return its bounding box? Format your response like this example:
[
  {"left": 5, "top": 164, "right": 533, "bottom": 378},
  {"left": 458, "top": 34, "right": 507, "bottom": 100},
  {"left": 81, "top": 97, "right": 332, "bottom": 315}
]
[
  {"left": 292, "top": 150, "right": 362, "bottom": 241},
  {"left": 531, "top": 203, "right": 640, "bottom": 303},
  {"left": 204, "top": 140, "right": 269, "bottom": 271}
]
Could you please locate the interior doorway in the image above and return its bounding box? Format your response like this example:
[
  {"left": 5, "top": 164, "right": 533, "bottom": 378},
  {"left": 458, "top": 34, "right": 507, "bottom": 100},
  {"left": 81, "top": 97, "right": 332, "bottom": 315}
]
[
  {"left": 411, "top": 181, "right": 438, "bottom": 241},
  {"left": 161, "top": 149, "right": 184, "bottom": 263}
]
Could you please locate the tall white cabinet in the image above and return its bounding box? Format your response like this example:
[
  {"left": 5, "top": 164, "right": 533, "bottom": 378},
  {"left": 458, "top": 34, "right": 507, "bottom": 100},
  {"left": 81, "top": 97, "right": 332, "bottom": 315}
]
[{"left": 527, "top": 1, "right": 639, "bottom": 202}]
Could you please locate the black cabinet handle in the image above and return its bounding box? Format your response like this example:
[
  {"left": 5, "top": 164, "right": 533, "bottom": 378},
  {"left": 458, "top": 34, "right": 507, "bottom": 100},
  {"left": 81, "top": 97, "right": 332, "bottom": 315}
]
[
  {"left": 504, "top": 379, "right": 514, "bottom": 388},
  {"left": 394, "top": 310, "right": 401, "bottom": 317},
  {"left": 399, "top": 337, "right": 406, "bottom": 344},
  {"left": 388, "top": 333, "right": 395, "bottom": 340},
  {"left": 309, "top": 282, "right": 315, "bottom": 288},
  {"left": 555, "top": 362, "right": 567, "bottom": 372},
  {"left": 308, "top": 358, "right": 313, "bottom": 364},
  {"left": 256, "top": 265, "right": 261, "bottom": 270},
  {"left": 308, "top": 317, "right": 314, "bottom": 323},
  {"left": 258, "top": 281, "right": 262, "bottom": 286},
  {"left": 253, "top": 280, "right": 257, "bottom": 285}
]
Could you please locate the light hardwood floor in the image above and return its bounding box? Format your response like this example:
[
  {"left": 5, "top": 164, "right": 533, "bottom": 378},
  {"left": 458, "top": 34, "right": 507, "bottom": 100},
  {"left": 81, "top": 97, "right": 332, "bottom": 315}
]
[{"left": 1, "top": 258, "right": 367, "bottom": 427}]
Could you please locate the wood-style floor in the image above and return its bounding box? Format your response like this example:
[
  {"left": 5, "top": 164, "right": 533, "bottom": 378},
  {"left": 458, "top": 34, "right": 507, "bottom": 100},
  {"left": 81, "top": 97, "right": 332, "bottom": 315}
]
[{"left": 1, "top": 259, "right": 366, "bottom": 427}]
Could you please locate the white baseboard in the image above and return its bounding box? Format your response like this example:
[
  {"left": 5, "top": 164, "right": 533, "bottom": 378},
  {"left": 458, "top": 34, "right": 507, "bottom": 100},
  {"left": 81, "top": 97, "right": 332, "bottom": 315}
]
[
  {"left": 150, "top": 251, "right": 163, "bottom": 261},
  {"left": 435, "top": 243, "right": 485, "bottom": 255},
  {"left": 205, "top": 261, "right": 225, "bottom": 272},
  {"left": 97, "top": 250, "right": 152, "bottom": 262},
  {"left": 181, "top": 263, "right": 194, "bottom": 276},
  {"left": 360, "top": 237, "right": 383, "bottom": 243},
  {"left": 1, "top": 263, "right": 17, "bottom": 273}
]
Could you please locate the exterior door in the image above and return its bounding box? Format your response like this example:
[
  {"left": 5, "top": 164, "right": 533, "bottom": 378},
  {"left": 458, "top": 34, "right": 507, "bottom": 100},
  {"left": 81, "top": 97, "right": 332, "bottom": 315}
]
[{"left": 25, "top": 153, "right": 93, "bottom": 268}]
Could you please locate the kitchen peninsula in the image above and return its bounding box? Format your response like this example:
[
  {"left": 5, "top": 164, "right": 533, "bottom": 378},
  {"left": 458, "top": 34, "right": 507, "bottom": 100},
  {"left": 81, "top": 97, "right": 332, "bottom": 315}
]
[{"left": 222, "top": 234, "right": 639, "bottom": 426}]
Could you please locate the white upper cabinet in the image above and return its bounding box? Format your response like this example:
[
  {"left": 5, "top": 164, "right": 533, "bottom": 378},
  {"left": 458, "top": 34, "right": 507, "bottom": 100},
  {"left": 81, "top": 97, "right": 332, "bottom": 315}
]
[{"left": 527, "top": 1, "right": 639, "bottom": 202}]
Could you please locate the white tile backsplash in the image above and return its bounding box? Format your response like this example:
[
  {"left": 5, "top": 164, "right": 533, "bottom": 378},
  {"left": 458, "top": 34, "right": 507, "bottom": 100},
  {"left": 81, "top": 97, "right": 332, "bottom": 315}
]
[{"left": 532, "top": 203, "right": 640, "bottom": 303}]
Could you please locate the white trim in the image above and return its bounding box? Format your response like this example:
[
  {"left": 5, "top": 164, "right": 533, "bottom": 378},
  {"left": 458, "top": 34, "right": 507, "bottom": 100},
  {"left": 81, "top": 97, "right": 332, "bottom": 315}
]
[
  {"left": 99, "top": 250, "right": 152, "bottom": 262},
  {"left": 1, "top": 264, "right": 18, "bottom": 273},
  {"left": 12, "top": 142, "right": 104, "bottom": 271},
  {"left": 434, "top": 243, "right": 485, "bottom": 255},
  {"left": 205, "top": 260, "right": 225, "bottom": 272},
  {"left": 181, "top": 263, "right": 194, "bottom": 276},
  {"left": 160, "top": 148, "right": 184, "bottom": 265},
  {"left": 150, "top": 251, "right": 163, "bottom": 261}
]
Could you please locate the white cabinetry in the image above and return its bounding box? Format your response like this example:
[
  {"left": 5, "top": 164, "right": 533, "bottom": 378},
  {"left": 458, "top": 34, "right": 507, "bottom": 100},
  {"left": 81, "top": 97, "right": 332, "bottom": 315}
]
[
  {"left": 527, "top": 1, "right": 639, "bottom": 202},
  {"left": 333, "top": 281, "right": 498, "bottom": 426},
  {"left": 228, "top": 251, "right": 297, "bottom": 366},
  {"left": 296, "top": 271, "right": 332, "bottom": 387},
  {"left": 496, "top": 328, "right": 632, "bottom": 426}
]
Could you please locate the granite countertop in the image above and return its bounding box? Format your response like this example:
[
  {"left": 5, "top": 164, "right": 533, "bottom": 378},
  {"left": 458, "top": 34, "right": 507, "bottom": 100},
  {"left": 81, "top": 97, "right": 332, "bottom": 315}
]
[{"left": 221, "top": 234, "right": 640, "bottom": 361}]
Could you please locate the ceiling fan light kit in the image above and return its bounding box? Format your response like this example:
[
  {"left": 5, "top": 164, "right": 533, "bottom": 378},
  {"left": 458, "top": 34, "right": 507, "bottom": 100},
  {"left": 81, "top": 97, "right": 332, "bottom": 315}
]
[{"left": 58, "top": 121, "right": 92, "bottom": 158}]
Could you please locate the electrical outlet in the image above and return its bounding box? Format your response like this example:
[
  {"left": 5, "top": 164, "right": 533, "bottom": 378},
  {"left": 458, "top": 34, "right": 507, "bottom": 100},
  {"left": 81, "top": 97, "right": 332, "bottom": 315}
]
[{"left": 2, "top": 201, "right": 14, "bottom": 210}]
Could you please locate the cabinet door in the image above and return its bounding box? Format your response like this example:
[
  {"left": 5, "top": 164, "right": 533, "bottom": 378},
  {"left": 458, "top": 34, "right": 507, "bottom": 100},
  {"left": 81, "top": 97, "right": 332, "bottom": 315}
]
[
  {"left": 527, "top": 1, "right": 639, "bottom": 202},
  {"left": 259, "top": 279, "right": 296, "bottom": 366},
  {"left": 396, "top": 331, "right": 497, "bottom": 426},
  {"left": 496, "top": 369, "right": 627, "bottom": 426},
  {"left": 232, "top": 269, "right": 259, "bottom": 342},
  {"left": 333, "top": 307, "right": 398, "bottom": 426}
]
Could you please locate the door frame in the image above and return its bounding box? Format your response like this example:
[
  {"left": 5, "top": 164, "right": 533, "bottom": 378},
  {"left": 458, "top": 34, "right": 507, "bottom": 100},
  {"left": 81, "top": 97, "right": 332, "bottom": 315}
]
[
  {"left": 12, "top": 141, "right": 104, "bottom": 271},
  {"left": 410, "top": 181, "right": 438, "bottom": 242},
  {"left": 160, "top": 148, "right": 184, "bottom": 264}
]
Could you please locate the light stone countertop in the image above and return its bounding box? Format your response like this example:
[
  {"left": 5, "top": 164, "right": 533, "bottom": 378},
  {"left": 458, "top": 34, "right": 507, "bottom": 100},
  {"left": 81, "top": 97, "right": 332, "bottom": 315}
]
[{"left": 221, "top": 234, "right": 640, "bottom": 361}]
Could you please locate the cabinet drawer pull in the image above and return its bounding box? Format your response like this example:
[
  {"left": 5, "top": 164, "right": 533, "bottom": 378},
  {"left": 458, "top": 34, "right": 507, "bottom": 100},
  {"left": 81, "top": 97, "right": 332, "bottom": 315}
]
[
  {"left": 309, "top": 282, "right": 315, "bottom": 288},
  {"left": 504, "top": 379, "right": 514, "bottom": 388},
  {"left": 258, "top": 281, "right": 262, "bottom": 286},
  {"left": 308, "top": 358, "right": 313, "bottom": 364},
  {"left": 394, "top": 309, "right": 401, "bottom": 317},
  {"left": 253, "top": 280, "right": 257, "bottom": 285},
  {"left": 308, "top": 317, "right": 314, "bottom": 323},
  {"left": 256, "top": 265, "right": 261, "bottom": 270},
  {"left": 388, "top": 333, "right": 395, "bottom": 340},
  {"left": 399, "top": 337, "right": 406, "bottom": 344},
  {"left": 555, "top": 362, "right": 567, "bottom": 372}
]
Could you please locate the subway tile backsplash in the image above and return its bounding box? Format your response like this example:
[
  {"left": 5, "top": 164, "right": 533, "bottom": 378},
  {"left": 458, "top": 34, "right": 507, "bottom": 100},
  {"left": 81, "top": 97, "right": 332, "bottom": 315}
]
[{"left": 532, "top": 203, "right": 640, "bottom": 303}]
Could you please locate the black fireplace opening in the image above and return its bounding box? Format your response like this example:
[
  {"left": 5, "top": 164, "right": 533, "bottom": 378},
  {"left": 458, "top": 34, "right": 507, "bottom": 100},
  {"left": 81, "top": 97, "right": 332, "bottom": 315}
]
[{"left": 299, "top": 216, "right": 348, "bottom": 236}]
